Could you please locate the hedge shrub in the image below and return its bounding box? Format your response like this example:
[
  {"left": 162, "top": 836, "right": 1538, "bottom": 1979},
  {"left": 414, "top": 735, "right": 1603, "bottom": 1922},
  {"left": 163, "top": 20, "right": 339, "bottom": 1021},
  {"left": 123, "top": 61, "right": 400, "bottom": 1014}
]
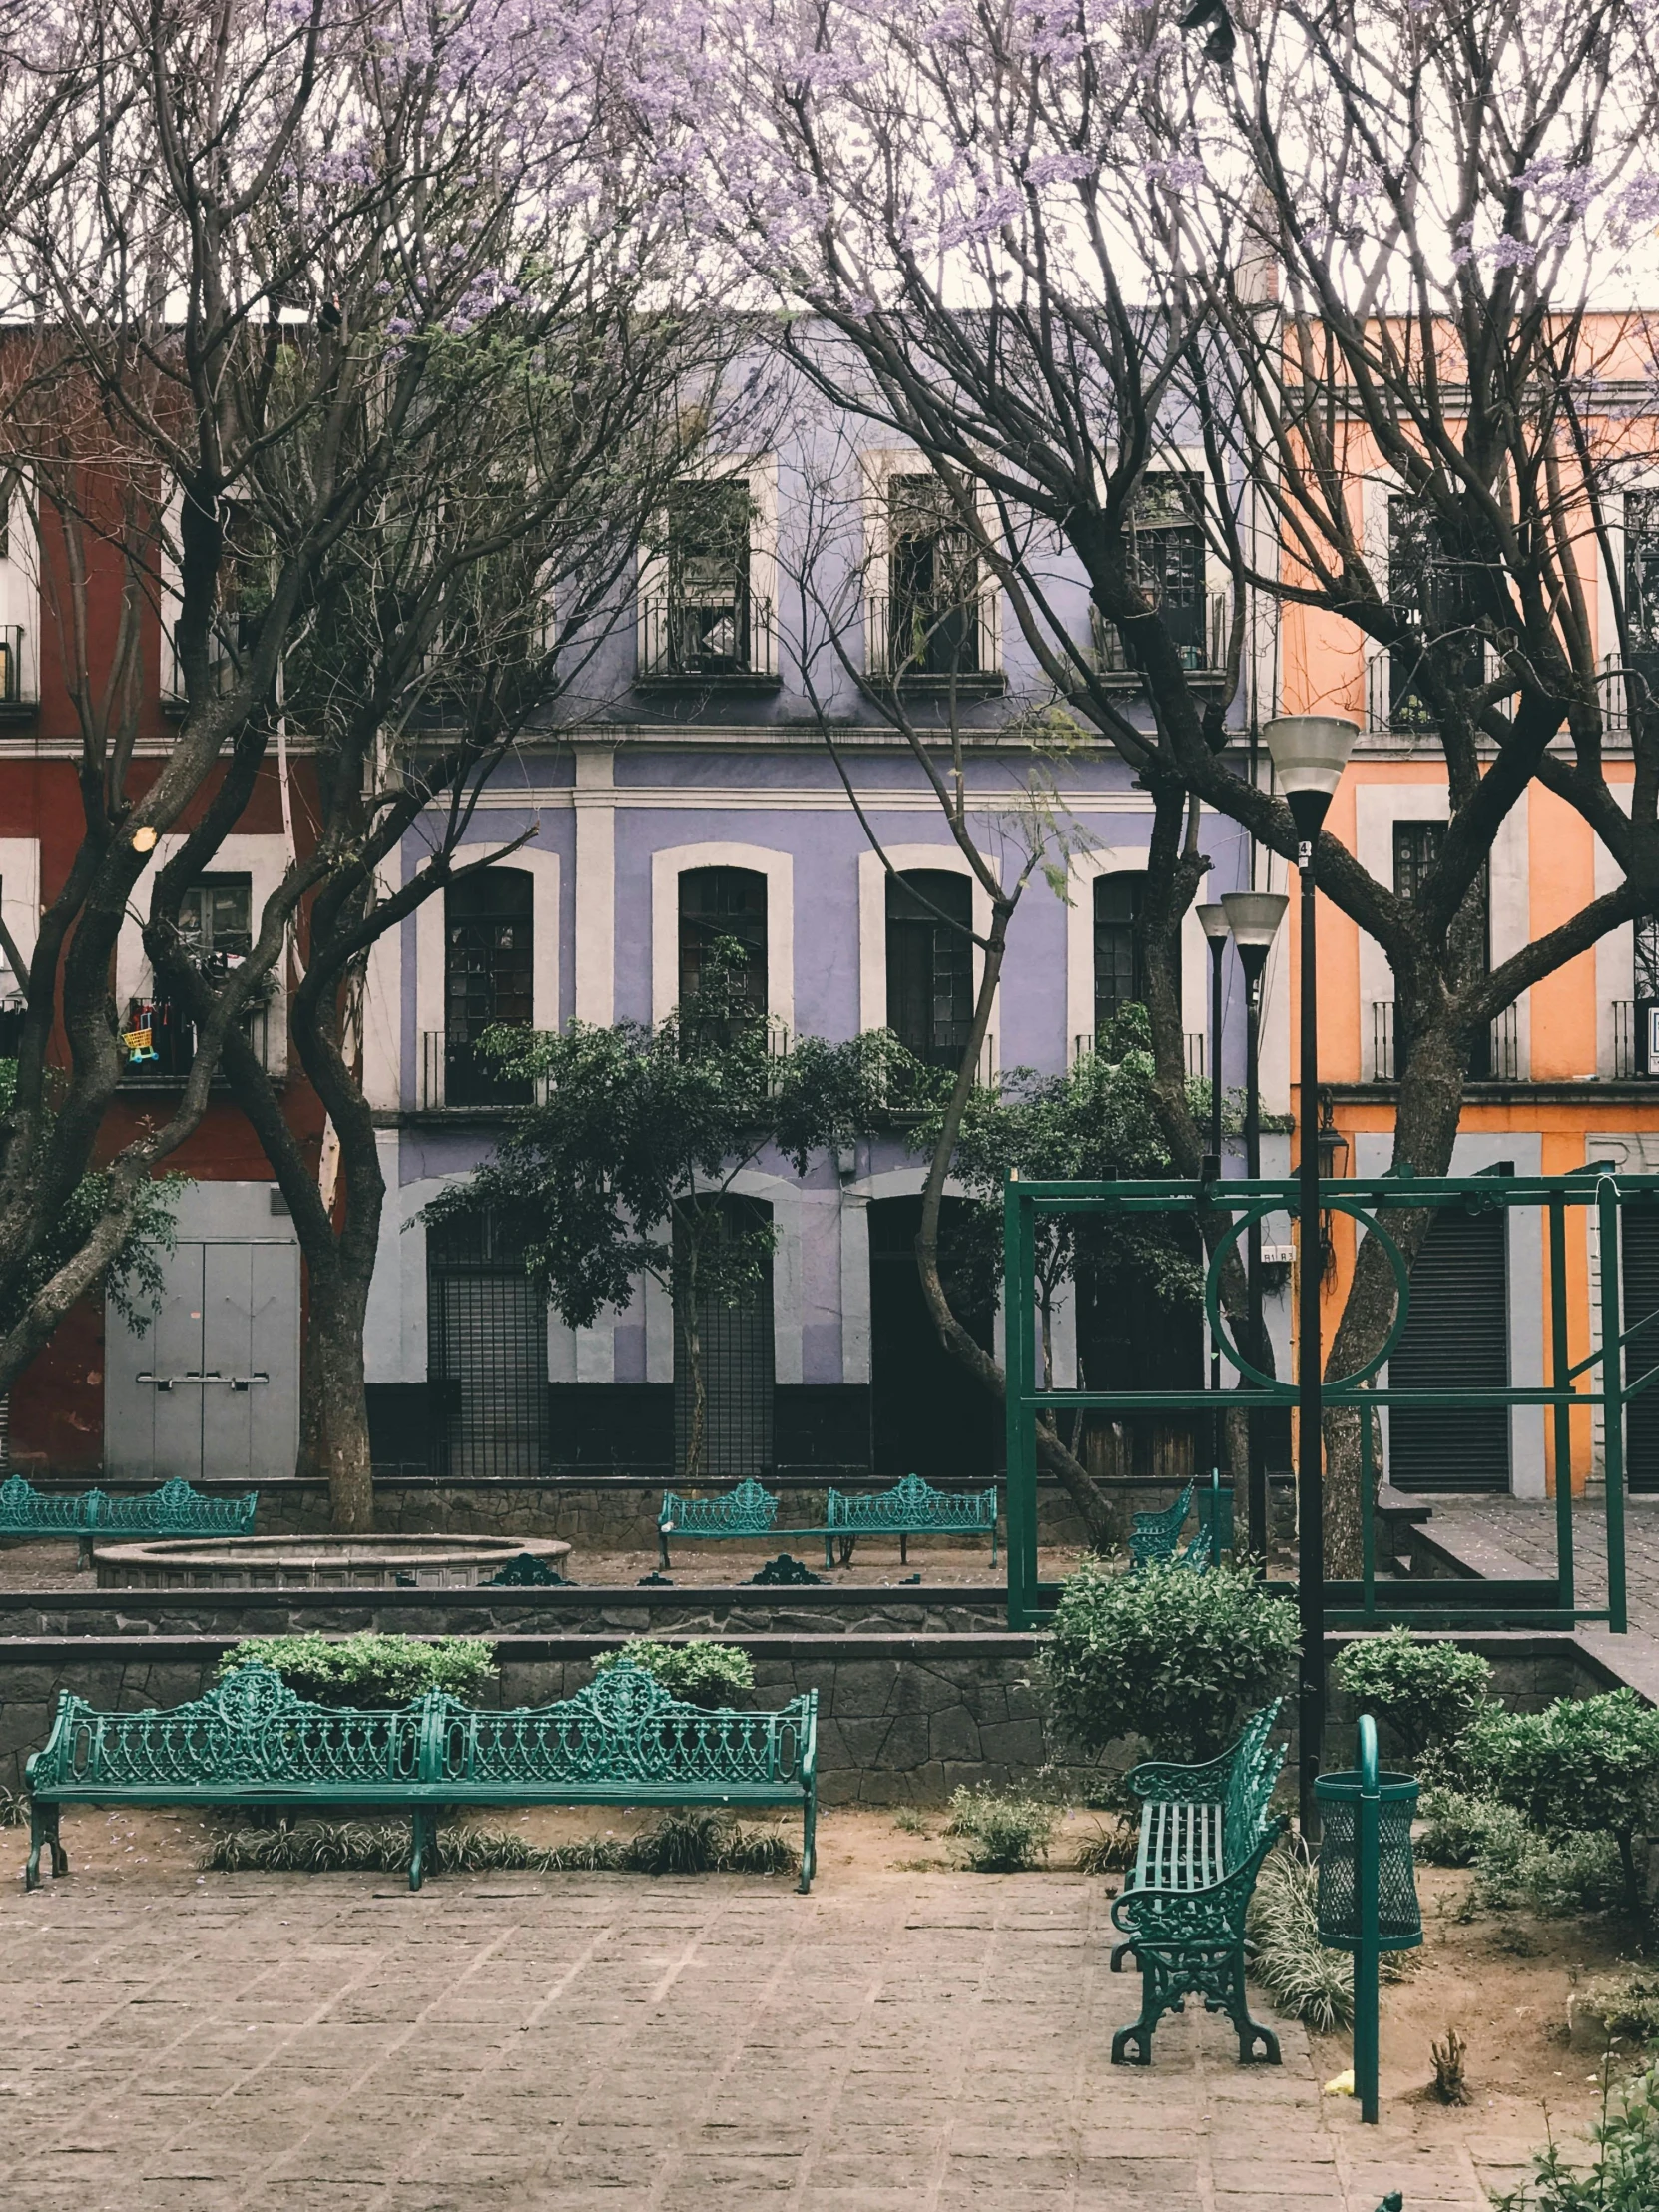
[{"left": 216, "top": 1633, "right": 498, "bottom": 1708}]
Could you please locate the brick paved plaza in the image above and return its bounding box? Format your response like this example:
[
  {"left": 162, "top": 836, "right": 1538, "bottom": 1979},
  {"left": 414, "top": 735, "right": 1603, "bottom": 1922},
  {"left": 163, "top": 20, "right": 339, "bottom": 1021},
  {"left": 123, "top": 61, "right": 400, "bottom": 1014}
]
[{"left": 0, "top": 1812, "right": 1560, "bottom": 2212}]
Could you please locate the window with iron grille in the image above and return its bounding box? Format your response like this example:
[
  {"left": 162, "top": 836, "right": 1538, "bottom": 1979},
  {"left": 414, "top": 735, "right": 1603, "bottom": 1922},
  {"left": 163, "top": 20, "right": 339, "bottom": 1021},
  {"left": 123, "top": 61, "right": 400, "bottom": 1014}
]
[
  {"left": 123, "top": 874, "right": 259, "bottom": 1081},
  {"left": 426, "top": 1209, "right": 548, "bottom": 1479},
  {"left": 1387, "top": 500, "right": 1486, "bottom": 728},
  {"left": 1130, "top": 474, "right": 1207, "bottom": 667},
  {"left": 1093, "top": 871, "right": 1146, "bottom": 1035},
  {"left": 445, "top": 869, "right": 533, "bottom": 1106},
  {"left": 673, "top": 1195, "right": 775, "bottom": 1478},
  {"left": 678, "top": 865, "right": 768, "bottom": 1021},
  {"left": 664, "top": 479, "right": 754, "bottom": 674},
  {"left": 1392, "top": 821, "right": 1492, "bottom": 1077},
  {"left": 886, "top": 869, "right": 973, "bottom": 1069},
  {"left": 888, "top": 474, "right": 980, "bottom": 677}
]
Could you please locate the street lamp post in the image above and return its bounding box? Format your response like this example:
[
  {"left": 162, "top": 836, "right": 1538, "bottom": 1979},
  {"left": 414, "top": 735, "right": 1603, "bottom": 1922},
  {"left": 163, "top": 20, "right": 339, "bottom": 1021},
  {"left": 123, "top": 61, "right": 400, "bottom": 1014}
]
[
  {"left": 1198, "top": 902, "right": 1231, "bottom": 1511},
  {"left": 1262, "top": 714, "right": 1359, "bottom": 1839},
  {"left": 1222, "top": 890, "right": 1288, "bottom": 1569}
]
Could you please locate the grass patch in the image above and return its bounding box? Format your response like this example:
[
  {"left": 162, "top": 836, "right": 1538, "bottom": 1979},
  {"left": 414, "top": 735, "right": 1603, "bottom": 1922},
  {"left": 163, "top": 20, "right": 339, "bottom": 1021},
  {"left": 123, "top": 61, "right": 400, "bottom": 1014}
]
[
  {"left": 889, "top": 1807, "right": 932, "bottom": 1836},
  {"left": 201, "top": 1812, "right": 799, "bottom": 1878},
  {"left": 1246, "top": 1844, "right": 1414, "bottom": 2033},
  {"left": 943, "top": 1786, "right": 1057, "bottom": 1872}
]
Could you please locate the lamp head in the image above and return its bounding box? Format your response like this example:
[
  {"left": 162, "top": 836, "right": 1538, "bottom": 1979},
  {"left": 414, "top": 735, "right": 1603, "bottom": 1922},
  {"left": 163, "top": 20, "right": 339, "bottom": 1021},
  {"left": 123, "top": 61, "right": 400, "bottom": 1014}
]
[
  {"left": 1221, "top": 890, "right": 1289, "bottom": 951},
  {"left": 1264, "top": 714, "right": 1359, "bottom": 847},
  {"left": 1197, "top": 901, "right": 1230, "bottom": 944}
]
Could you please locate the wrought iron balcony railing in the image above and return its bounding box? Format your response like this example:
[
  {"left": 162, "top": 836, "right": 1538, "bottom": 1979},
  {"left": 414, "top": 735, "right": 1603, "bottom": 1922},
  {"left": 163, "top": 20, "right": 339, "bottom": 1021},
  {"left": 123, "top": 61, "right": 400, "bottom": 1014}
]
[
  {"left": 637, "top": 593, "right": 777, "bottom": 682},
  {"left": 420, "top": 1028, "right": 551, "bottom": 1111},
  {"left": 864, "top": 591, "right": 1000, "bottom": 684},
  {"left": 1091, "top": 592, "right": 1228, "bottom": 679},
  {"left": 119, "top": 991, "right": 273, "bottom": 1085},
  {"left": 1371, "top": 999, "right": 1519, "bottom": 1082}
]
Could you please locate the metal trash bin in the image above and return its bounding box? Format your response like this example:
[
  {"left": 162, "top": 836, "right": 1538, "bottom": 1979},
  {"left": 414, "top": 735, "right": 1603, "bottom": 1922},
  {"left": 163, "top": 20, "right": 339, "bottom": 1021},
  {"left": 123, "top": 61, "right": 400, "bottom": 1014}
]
[{"left": 1315, "top": 1716, "right": 1422, "bottom": 2121}]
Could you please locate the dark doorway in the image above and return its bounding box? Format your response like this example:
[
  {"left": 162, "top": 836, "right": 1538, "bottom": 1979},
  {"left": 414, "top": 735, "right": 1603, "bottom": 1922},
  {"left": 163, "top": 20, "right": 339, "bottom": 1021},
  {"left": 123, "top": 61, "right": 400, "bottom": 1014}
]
[
  {"left": 868, "top": 1195, "right": 997, "bottom": 1479},
  {"left": 1621, "top": 1205, "right": 1659, "bottom": 1493},
  {"left": 673, "top": 1195, "right": 776, "bottom": 1478},
  {"left": 427, "top": 1209, "right": 548, "bottom": 1477},
  {"left": 1074, "top": 1230, "right": 1204, "bottom": 1481},
  {"left": 1387, "top": 1208, "right": 1510, "bottom": 1491}
]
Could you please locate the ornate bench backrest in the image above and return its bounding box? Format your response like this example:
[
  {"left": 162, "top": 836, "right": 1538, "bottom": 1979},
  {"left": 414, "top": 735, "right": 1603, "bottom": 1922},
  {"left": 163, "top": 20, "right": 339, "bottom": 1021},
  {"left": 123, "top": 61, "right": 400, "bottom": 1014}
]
[
  {"left": 827, "top": 1474, "right": 998, "bottom": 1531},
  {"left": 30, "top": 1664, "right": 425, "bottom": 1793},
  {"left": 1221, "top": 1700, "right": 1285, "bottom": 1871},
  {"left": 660, "top": 1477, "right": 779, "bottom": 1536},
  {"left": 103, "top": 1477, "right": 259, "bottom": 1534},
  {"left": 429, "top": 1663, "right": 814, "bottom": 1790},
  {"left": 0, "top": 1474, "right": 90, "bottom": 1532}
]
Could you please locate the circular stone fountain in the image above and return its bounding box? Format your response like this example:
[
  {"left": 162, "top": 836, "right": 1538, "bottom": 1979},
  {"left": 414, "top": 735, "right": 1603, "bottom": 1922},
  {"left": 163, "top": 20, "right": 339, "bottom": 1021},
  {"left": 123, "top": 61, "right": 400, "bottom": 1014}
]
[{"left": 92, "top": 1533, "right": 572, "bottom": 1590}]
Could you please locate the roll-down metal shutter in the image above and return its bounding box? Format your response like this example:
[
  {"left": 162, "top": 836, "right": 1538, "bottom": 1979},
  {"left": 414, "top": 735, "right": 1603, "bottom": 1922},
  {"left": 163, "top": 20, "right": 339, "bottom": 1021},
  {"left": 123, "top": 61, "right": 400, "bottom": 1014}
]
[
  {"left": 1387, "top": 1207, "right": 1510, "bottom": 1492},
  {"left": 1620, "top": 1206, "right": 1659, "bottom": 1493}
]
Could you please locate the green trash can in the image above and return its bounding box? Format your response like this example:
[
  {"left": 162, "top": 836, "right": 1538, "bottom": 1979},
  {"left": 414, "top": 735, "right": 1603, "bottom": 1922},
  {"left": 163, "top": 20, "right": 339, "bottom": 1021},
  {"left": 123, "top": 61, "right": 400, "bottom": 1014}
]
[{"left": 1315, "top": 1716, "right": 1422, "bottom": 2122}]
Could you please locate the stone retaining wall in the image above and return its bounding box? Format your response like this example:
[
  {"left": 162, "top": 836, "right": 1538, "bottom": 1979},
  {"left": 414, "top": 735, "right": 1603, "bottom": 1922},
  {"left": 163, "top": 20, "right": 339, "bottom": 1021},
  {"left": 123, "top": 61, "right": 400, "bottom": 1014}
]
[{"left": 0, "top": 1624, "right": 1638, "bottom": 1808}]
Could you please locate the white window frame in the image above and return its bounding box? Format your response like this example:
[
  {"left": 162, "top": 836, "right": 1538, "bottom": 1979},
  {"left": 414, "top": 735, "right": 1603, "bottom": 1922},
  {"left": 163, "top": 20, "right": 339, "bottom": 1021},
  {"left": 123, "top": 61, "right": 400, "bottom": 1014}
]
[
  {"left": 1063, "top": 846, "right": 1207, "bottom": 1067},
  {"left": 859, "top": 449, "right": 1003, "bottom": 678},
  {"left": 857, "top": 843, "right": 998, "bottom": 1073},
  {"left": 414, "top": 844, "right": 561, "bottom": 1093},
  {"left": 116, "top": 831, "right": 291, "bottom": 1077},
  {"left": 636, "top": 456, "right": 779, "bottom": 680},
  {"left": 0, "top": 836, "right": 41, "bottom": 997},
  {"left": 651, "top": 840, "right": 794, "bottom": 1033}
]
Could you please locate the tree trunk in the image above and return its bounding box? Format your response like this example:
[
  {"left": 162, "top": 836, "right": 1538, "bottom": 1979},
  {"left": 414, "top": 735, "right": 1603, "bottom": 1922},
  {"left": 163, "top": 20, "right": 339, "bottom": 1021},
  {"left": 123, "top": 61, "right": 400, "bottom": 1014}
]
[
  {"left": 304, "top": 1258, "right": 375, "bottom": 1533},
  {"left": 1320, "top": 1009, "right": 1465, "bottom": 1574}
]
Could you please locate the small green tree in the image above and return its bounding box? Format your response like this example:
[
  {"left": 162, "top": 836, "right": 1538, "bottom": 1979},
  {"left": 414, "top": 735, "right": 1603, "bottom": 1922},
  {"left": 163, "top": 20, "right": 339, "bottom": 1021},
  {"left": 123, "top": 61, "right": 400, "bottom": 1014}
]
[
  {"left": 914, "top": 1005, "right": 1208, "bottom": 1396},
  {"left": 1462, "top": 1690, "right": 1659, "bottom": 1914},
  {"left": 423, "top": 947, "right": 913, "bottom": 1479},
  {"left": 1332, "top": 1630, "right": 1494, "bottom": 1769},
  {"left": 1043, "top": 1557, "right": 1299, "bottom": 1764}
]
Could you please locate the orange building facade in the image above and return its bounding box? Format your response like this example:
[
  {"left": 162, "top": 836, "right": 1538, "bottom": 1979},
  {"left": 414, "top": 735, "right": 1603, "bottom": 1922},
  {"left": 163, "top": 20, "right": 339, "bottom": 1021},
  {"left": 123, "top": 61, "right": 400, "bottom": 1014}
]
[{"left": 1274, "top": 352, "right": 1659, "bottom": 1500}]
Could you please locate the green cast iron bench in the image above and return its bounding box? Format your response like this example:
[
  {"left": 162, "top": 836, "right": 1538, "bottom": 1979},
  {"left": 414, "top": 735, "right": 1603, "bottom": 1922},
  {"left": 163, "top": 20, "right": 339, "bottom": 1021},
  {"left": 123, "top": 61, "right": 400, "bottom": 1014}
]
[
  {"left": 1128, "top": 1479, "right": 1194, "bottom": 1568},
  {"left": 1108, "top": 1699, "right": 1287, "bottom": 2065},
  {"left": 0, "top": 1472, "right": 258, "bottom": 1565},
  {"left": 25, "top": 1660, "right": 819, "bottom": 1894},
  {"left": 657, "top": 1476, "right": 810, "bottom": 1568},
  {"left": 823, "top": 1473, "right": 999, "bottom": 1567}
]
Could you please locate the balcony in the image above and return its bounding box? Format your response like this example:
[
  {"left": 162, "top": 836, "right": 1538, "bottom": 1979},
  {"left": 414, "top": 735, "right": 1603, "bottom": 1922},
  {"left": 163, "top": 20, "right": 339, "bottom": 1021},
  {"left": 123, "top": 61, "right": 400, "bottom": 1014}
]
[
  {"left": 0, "top": 624, "right": 35, "bottom": 719},
  {"left": 1074, "top": 1029, "right": 1206, "bottom": 1078},
  {"left": 420, "top": 1029, "right": 551, "bottom": 1112},
  {"left": 118, "top": 991, "right": 275, "bottom": 1086},
  {"left": 1090, "top": 594, "right": 1228, "bottom": 685},
  {"left": 1370, "top": 1000, "right": 1520, "bottom": 1082},
  {"left": 1612, "top": 1000, "right": 1659, "bottom": 1078},
  {"left": 863, "top": 592, "right": 1003, "bottom": 694},
  {"left": 637, "top": 593, "right": 778, "bottom": 690}
]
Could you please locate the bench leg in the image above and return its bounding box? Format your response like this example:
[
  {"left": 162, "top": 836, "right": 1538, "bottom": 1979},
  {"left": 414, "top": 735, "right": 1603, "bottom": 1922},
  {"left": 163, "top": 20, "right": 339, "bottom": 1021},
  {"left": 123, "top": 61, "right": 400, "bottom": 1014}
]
[
  {"left": 899, "top": 1533, "right": 908, "bottom": 1566},
  {"left": 658, "top": 1531, "right": 671, "bottom": 1570},
  {"left": 991, "top": 1525, "right": 997, "bottom": 1569},
  {"left": 26, "top": 1801, "right": 64, "bottom": 1891},
  {"left": 799, "top": 1782, "right": 817, "bottom": 1895},
  {"left": 824, "top": 1534, "right": 835, "bottom": 1571},
  {"left": 409, "top": 1807, "right": 440, "bottom": 1893},
  {"left": 1111, "top": 1941, "right": 1280, "bottom": 2067}
]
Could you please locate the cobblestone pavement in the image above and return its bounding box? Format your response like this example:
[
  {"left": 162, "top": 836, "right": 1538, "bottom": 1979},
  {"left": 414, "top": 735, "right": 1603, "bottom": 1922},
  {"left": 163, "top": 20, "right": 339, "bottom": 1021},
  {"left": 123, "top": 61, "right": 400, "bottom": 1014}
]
[
  {"left": 1423, "top": 1492, "right": 1659, "bottom": 1631},
  {"left": 0, "top": 1827, "right": 1537, "bottom": 2212}
]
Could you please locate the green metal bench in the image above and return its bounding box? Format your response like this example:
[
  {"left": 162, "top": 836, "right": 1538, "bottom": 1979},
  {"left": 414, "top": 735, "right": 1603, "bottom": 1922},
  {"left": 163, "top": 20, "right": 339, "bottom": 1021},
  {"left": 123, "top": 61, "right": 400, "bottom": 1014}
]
[
  {"left": 823, "top": 1473, "right": 999, "bottom": 1567},
  {"left": 658, "top": 1476, "right": 799, "bottom": 1568},
  {"left": 1128, "top": 1479, "right": 1194, "bottom": 1568},
  {"left": 0, "top": 1472, "right": 258, "bottom": 1564},
  {"left": 25, "top": 1660, "right": 819, "bottom": 1894},
  {"left": 1108, "top": 1699, "right": 1287, "bottom": 2065}
]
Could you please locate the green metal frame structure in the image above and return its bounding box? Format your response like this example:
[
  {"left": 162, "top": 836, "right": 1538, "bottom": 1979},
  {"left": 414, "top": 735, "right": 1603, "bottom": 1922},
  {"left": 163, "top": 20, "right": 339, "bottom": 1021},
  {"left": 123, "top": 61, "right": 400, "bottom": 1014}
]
[{"left": 1003, "top": 1168, "right": 1658, "bottom": 1632}]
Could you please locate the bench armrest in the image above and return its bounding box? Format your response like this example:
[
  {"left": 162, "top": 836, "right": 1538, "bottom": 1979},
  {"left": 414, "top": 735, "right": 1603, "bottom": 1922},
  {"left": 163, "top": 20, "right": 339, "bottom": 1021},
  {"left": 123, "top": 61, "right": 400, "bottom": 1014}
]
[
  {"left": 1121, "top": 1746, "right": 1238, "bottom": 1803},
  {"left": 1110, "top": 1815, "right": 1286, "bottom": 1940}
]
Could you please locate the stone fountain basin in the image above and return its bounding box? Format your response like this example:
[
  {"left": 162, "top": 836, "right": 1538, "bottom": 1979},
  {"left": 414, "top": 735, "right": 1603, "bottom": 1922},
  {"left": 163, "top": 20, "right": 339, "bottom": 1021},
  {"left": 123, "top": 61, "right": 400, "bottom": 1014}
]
[{"left": 92, "top": 1533, "right": 572, "bottom": 1590}]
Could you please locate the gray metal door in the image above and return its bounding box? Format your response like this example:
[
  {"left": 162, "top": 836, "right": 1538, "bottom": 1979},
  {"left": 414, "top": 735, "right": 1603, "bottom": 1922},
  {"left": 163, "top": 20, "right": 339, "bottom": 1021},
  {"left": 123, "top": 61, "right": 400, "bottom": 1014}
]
[{"left": 106, "top": 1239, "right": 299, "bottom": 1481}]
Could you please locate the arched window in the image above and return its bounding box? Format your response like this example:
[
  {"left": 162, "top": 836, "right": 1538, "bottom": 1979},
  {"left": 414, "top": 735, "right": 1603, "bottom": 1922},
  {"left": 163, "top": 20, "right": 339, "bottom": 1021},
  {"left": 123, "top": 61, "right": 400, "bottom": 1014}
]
[
  {"left": 1093, "top": 872, "right": 1145, "bottom": 1036},
  {"left": 885, "top": 869, "right": 973, "bottom": 1068},
  {"left": 678, "top": 866, "right": 768, "bottom": 1017}
]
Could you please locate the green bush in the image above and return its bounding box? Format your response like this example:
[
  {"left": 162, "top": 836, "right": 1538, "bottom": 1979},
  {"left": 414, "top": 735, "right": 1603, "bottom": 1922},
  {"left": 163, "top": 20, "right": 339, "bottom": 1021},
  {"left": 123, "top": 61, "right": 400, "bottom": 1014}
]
[
  {"left": 1493, "top": 2061, "right": 1659, "bottom": 2211},
  {"left": 1043, "top": 1557, "right": 1299, "bottom": 1762},
  {"left": 1461, "top": 1691, "right": 1659, "bottom": 1913},
  {"left": 590, "top": 1639, "right": 756, "bottom": 1709},
  {"left": 1332, "top": 1629, "right": 1492, "bottom": 1767},
  {"left": 1416, "top": 1788, "right": 1525, "bottom": 1869},
  {"left": 1471, "top": 1820, "right": 1625, "bottom": 1920},
  {"left": 215, "top": 1633, "right": 497, "bottom": 1708},
  {"left": 1246, "top": 1845, "right": 1354, "bottom": 2032},
  {"left": 1575, "top": 1968, "right": 1659, "bottom": 2048},
  {"left": 944, "top": 1786, "right": 1057, "bottom": 1872}
]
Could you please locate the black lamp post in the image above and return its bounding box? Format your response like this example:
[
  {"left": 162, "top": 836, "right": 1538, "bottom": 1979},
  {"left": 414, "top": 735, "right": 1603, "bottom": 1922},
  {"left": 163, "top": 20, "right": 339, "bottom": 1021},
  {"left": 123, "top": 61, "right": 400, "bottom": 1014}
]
[
  {"left": 1262, "top": 713, "right": 1360, "bottom": 1839},
  {"left": 1198, "top": 901, "right": 1231, "bottom": 1505},
  {"left": 1222, "top": 888, "right": 1288, "bottom": 1569}
]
